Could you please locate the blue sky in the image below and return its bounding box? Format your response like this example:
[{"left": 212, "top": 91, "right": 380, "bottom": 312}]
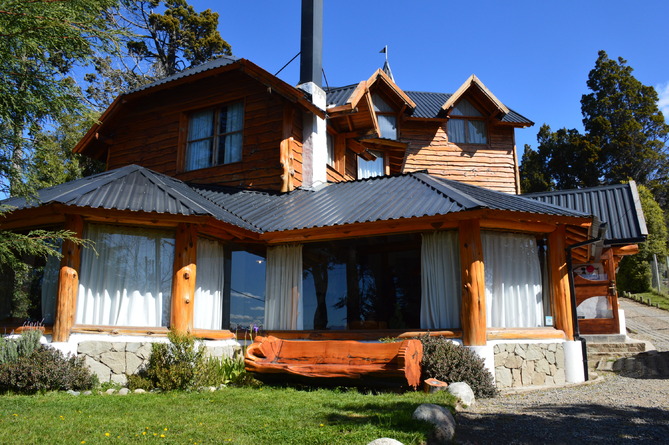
[{"left": 191, "top": 0, "right": 669, "bottom": 154}]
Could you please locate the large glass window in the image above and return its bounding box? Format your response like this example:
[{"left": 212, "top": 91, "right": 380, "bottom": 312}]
[
  {"left": 76, "top": 224, "right": 175, "bottom": 327},
  {"left": 447, "top": 98, "right": 487, "bottom": 144},
  {"left": 302, "top": 234, "right": 422, "bottom": 330},
  {"left": 185, "top": 102, "right": 244, "bottom": 171},
  {"left": 193, "top": 238, "right": 226, "bottom": 330},
  {"left": 229, "top": 249, "right": 266, "bottom": 331}
]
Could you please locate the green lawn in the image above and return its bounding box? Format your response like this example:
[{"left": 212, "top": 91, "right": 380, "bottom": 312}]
[
  {"left": 0, "top": 386, "right": 456, "bottom": 444},
  {"left": 627, "top": 291, "right": 669, "bottom": 311}
]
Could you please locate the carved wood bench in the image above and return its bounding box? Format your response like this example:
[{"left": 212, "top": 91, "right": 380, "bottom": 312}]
[{"left": 244, "top": 335, "right": 423, "bottom": 388}]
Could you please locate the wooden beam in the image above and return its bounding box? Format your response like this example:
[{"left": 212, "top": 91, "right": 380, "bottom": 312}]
[
  {"left": 170, "top": 223, "right": 198, "bottom": 334},
  {"left": 280, "top": 104, "right": 294, "bottom": 192},
  {"left": 53, "top": 214, "right": 84, "bottom": 342},
  {"left": 458, "top": 219, "right": 487, "bottom": 346},
  {"left": 486, "top": 327, "right": 566, "bottom": 340},
  {"left": 548, "top": 225, "right": 574, "bottom": 341},
  {"left": 612, "top": 244, "right": 639, "bottom": 256}
]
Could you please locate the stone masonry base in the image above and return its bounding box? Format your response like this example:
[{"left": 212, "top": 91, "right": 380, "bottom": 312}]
[{"left": 494, "top": 342, "right": 566, "bottom": 388}]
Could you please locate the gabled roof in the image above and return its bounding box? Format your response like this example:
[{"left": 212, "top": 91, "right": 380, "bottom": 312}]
[
  {"left": 194, "top": 171, "right": 590, "bottom": 233},
  {"left": 524, "top": 182, "right": 648, "bottom": 245},
  {"left": 1, "top": 165, "right": 258, "bottom": 232},
  {"left": 442, "top": 74, "right": 509, "bottom": 115}
]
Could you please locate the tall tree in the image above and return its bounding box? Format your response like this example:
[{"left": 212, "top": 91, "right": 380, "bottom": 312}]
[
  {"left": 85, "top": 0, "right": 232, "bottom": 109},
  {"left": 0, "top": 0, "right": 118, "bottom": 196},
  {"left": 581, "top": 51, "right": 669, "bottom": 186}
]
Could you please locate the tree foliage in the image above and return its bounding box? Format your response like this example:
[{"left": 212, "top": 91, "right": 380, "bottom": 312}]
[
  {"left": 617, "top": 185, "right": 668, "bottom": 292},
  {"left": 85, "top": 0, "right": 232, "bottom": 109},
  {"left": 520, "top": 51, "right": 669, "bottom": 198}
]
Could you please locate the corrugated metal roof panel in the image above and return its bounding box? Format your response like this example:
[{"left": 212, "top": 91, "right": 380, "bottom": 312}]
[
  {"left": 405, "top": 91, "right": 451, "bottom": 118},
  {"left": 325, "top": 84, "right": 358, "bottom": 107},
  {"left": 524, "top": 182, "right": 648, "bottom": 244}
]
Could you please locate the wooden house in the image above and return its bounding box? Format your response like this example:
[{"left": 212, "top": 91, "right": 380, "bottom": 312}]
[{"left": 0, "top": 1, "right": 646, "bottom": 388}]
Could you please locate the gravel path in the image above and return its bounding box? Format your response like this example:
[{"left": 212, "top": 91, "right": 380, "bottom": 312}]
[{"left": 456, "top": 298, "right": 669, "bottom": 444}]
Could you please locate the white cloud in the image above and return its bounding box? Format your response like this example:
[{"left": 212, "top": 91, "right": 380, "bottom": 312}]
[{"left": 657, "top": 82, "right": 669, "bottom": 121}]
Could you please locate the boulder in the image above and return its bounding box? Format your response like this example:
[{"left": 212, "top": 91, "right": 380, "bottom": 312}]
[
  {"left": 447, "top": 382, "right": 476, "bottom": 407},
  {"left": 367, "top": 439, "right": 404, "bottom": 445},
  {"left": 412, "top": 403, "right": 456, "bottom": 444}
]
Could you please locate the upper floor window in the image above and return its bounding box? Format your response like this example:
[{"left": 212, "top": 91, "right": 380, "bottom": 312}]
[
  {"left": 326, "top": 132, "right": 335, "bottom": 167},
  {"left": 447, "top": 98, "right": 487, "bottom": 144},
  {"left": 185, "top": 102, "right": 244, "bottom": 171},
  {"left": 372, "top": 94, "right": 397, "bottom": 140},
  {"left": 358, "top": 150, "right": 385, "bottom": 179}
]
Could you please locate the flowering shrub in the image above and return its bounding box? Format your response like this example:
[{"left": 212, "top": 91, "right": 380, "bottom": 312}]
[
  {"left": 420, "top": 335, "right": 497, "bottom": 398},
  {"left": 0, "top": 329, "right": 42, "bottom": 365}
]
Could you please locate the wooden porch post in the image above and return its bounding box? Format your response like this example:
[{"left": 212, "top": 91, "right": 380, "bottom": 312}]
[
  {"left": 52, "top": 214, "right": 84, "bottom": 342},
  {"left": 170, "top": 223, "right": 198, "bottom": 334},
  {"left": 548, "top": 225, "right": 574, "bottom": 340},
  {"left": 458, "top": 219, "right": 487, "bottom": 346}
]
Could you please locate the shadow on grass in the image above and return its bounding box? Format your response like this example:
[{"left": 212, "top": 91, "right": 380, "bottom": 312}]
[{"left": 456, "top": 403, "right": 669, "bottom": 444}]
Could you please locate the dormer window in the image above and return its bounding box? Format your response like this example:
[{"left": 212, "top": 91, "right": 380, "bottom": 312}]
[
  {"left": 358, "top": 150, "right": 385, "bottom": 179},
  {"left": 447, "top": 98, "right": 487, "bottom": 144},
  {"left": 372, "top": 94, "right": 397, "bottom": 140},
  {"left": 185, "top": 102, "right": 244, "bottom": 171}
]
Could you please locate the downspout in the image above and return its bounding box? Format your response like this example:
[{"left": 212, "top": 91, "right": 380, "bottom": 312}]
[{"left": 564, "top": 225, "right": 605, "bottom": 382}]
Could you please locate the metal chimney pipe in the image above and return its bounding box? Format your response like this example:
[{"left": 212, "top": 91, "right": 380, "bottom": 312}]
[{"left": 299, "top": 0, "right": 323, "bottom": 87}]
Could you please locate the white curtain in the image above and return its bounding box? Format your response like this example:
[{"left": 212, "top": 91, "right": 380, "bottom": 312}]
[
  {"left": 186, "top": 110, "right": 214, "bottom": 170},
  {"left": 468, "top": 120, "right": 487, "bottom": 144},
  {"left": 41, "top": 248, "right": 61, "bottom": 324},
  {"left": 222, "top": 102, "right": 244, "bottom": 163},
  {"left": 357, "top": 150, "right": 384, "bottom": 179},
  {"left": 482, "top": 231, "right": 544, "bottom": 328},
  {"left": 448, "top": 119, "right": 466, "bottom": 143},
  {"left": 421, "top": 231, "right": 461, "bottom": 329},
  {"left": 76, "top": 224, "right": 175, "bottom": 327},
  {"left": 193, "top": 238, "right": 226, "bottom": 330},
  {"left": 264, "top": 244, "right": 303, "bottom": 330}
]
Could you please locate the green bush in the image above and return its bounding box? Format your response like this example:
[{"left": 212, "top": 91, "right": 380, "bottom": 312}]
[
  {"left": 0, "top": 346, "right": 97, "bottom": 394},
  {"left": 0, "top": 329, "right": 42, "bottom": 365},
  {"left": 420, "top": 335, "right": 497, "bottom": 398},
  {"left": 129, "top": 330, "right": 255, "bottom": 391}
]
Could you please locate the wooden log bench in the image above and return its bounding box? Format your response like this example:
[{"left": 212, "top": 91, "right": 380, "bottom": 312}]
[{"left": 244, "top": 335, "right": 423, "bottom": 388}]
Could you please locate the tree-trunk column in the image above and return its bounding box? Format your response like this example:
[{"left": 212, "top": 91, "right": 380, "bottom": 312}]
[
  {"left": 548, "top": 225, "right": 574, "bottom": 341},
  {"left": 53, "top": 214, "right": 84, "bottom": 342},
  {"left": 458, "top": 219, "right": 487, "bottom": 346},
  {"left": 171, "top": 223, "right": 198, "bottom": 334}
]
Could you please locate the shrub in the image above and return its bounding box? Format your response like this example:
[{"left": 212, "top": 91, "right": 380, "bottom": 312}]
[
  {"left": 0, "top": 346, "right": 97, "bottom": 394},
  {"left": 0, "top": 329, "right": 42, "bottom": 365},
  {"left": 420, "top": 335, "right": 497, "bottom": 398}
]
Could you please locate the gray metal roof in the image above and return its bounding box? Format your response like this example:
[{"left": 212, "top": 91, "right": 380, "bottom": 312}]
[
  {"left": 326, "top": 87, "right": 532, "bottom": 124},
  {"left": 126, "top": 56, "right": 240, "bottom": 95},
  {"left": 194, "top": 171, "right": 590, "bottom": 233},
  {"left": 1, "top": 165, "right": 257, "bottom": 232},
  {"left": 524, "top": 182, "right": 648, "bottom": 245}
]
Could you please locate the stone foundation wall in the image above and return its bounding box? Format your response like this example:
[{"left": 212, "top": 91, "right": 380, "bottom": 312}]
[
  {"left": 494, "top": 343, "right": 565, "bottom": 388},
  {"left": 77, "top": 340, "right": 240, "bottom": 385}
]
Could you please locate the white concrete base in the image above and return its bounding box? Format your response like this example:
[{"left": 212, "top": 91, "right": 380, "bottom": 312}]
[
  {"left": 467, "top": 344, "right": 496, "bottom": 383},
  {"left": 563, "top": 340, "right": 585, "bottom": 383}
]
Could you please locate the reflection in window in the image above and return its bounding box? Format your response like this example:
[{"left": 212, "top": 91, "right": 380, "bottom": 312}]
[
  {"left": 302, "top": 235, "right": 421, "bottom": 330},
  {"left": 229, "top": 249, "right": 266, "bottom": 330},
  {"left": 372, "top": 94, "right": 397, "bottom": 139}
]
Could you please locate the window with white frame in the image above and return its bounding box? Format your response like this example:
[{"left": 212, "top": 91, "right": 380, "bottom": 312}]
[
  {"left": 372, "top": 94, "right": 397, "bottom": 140},
  {"left": 447, "top": 98, "right": 487, "bottom": 144},
  {"left": 357, "top": 150, "right": 385, "bottom": 179},
  {"left": 185, "top": 102, "right": 244, "bottom": 171}
]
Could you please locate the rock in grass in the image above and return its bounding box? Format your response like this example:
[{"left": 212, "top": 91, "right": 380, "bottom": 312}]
[
  {"left": 118, "top": 388, "right": 130, "bottom": 395},
  {"left": 447, "top": 382, "right": 476, "bottom": 407},
  {"left": 66, "top": 390, "right": 80, "bottom": 396},
  {"left": 82, "top": 391, "right": 93, "bottom": 396},
  {"left": 412, "top": 403, "right": 456, "bottom": 444},
  {"left": 367, "top": 439, "right": 404, "bottom": 445},
  {"left": 134, "top": 389, "right": 146, "bottom": 394},
  {"left": 105, "top": 388, "right": 116, "bottom": 395}
]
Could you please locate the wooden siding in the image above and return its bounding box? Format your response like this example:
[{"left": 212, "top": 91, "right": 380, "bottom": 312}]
[
  {"left": 401, "top": 121, "right": 518, "bottom": 194},
  {"left": 104, "top": 71, "right": 304, "bottom": 191}
]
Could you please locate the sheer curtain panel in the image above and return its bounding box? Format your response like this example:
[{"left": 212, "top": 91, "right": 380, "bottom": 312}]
[
  {"left": 193, "top": 238, "right": 226, "bottom": 330},
  {"left": 264, "top": 244, "right": 303, "bottom": 330},
  {"left": 76, "top": 225, "right": 175, "bottom": 327},
  {"left": 482, "top": 231, "right": 544, "bottom": 328},
  {"left": 421, "top": 231, "right": 461, "bottom": 329}
]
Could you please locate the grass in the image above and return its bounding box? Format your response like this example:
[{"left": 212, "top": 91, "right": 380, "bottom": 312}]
[
  {"left": 626, "top": 290, "right": 669, "bottom": 311},
  {"left": 0, "top": 385, "right": 457, "bottom": 444}
]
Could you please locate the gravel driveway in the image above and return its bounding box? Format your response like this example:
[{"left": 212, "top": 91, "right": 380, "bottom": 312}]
[{"left": 455, "top": 298, "right": 669, "bottom": 444}]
